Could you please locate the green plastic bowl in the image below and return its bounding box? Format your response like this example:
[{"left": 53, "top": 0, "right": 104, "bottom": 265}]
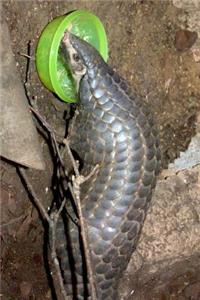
[{"left": 36, "top": 10, "right": 108, "bottom": 103}]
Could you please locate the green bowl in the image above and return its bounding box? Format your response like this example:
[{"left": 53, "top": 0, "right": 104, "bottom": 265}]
[{"left": 36, "top": 10, "right": 108, "bottom": 103}]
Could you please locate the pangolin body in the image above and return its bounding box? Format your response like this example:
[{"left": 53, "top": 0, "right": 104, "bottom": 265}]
[{"left": 56, "top": 33, "right": 160, "bottom": 299}]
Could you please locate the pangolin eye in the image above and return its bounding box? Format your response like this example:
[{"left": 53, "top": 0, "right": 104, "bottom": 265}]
[{"left": 72, "top": 53, "right": 80, "bottom": 62}]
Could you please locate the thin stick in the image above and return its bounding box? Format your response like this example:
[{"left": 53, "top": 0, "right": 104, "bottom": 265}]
[
  {"left": 64, "top": 139, "right": 99, "bottom": 300},
  {"left": 19, "top": 53, "right": 34, "bottom": 60},
  {"left": 18, "top": 166, "right": 69, "bottom": 300},
  {"left": 50, "top": 199, "right": 69, "bottom": 300},
  {"left": 20, "top": 41, "right": 70, "bottom": 299},
  {"left": 18, "top": 167, "right": 50, "bottom": 222},
  {"left": 63, "top": 138, "right": 79, "bottom": 177},
  {"left": 30, "top": 106, "right": 63, "bottom": 144},
  {"left": 29, "top": 107, "right": 76, "bottom": 213},
  {"left": 28, "top": 104, "right": 98, "bottom": 298},
  {"left": 72, "top": 175, "right": 98, "bottom": 300}
]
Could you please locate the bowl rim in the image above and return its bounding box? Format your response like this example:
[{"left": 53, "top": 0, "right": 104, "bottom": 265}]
[{"left": 48, "top": 10, "right": 108, "bottom": 102}]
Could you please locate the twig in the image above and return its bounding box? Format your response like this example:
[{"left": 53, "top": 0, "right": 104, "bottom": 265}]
[
  {"left": 29, "top": 107, "right": 77, "bottom": 219},
  {"left": 26, "top": 104, "right": 99, "bottom": 298},
  {"left": 30, "top": 106, "right": 63, "bottom": 145},
  {"left": 18, "top": 167, "right": 69, "bottom": 300},
  {"left": 21, "top": 46, "right": 98, "bottom": 296},
  {"left": 19, "top": 106, "right": 99, "bottom": 298},
  {"left": 72, "top": 174, "right": 98, "bottom": 300},
  {"left": 56, "top": 177, "right": 78, "bottom": 226},
  {"left": 80, "top": 165, "right": 99, "bottom": 183},
  {"left": 54, "top": 131, "right": 98, "bottom": 299},
  {"left": 63, "top": 138, "right": 79, "bottom": 177},
  {"left": 48, "top": 123, "right": 98, "bottom": 298},
  {"left": 50, "top": 199, "right": 69, "bottom": 300},
  {"left": 20, "top": 40, "right": 70, "bottom": 299},
  {"left": 19, "top": 52, "right": 34, "bottom": 60},
  {"left": 18, "top": 167, "right": 50, "bottom": 222},
  {"left": 64, "top": 139, "right": 99, "bottom": 300}
]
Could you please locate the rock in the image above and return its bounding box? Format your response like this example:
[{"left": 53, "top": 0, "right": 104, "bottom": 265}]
[
  {"left": 174, "top": 29, "right": 198, "bottom": 51},
  {"left": 119, "top": 165, "right": 200, "bottom": 299}
]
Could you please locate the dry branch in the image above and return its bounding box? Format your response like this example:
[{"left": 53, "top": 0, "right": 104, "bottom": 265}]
[
  {"left": 18, "top": 167, "right": 68, "bottom": 300},
  {"left": 63, "top": 138, "right": 99, "bottom": 300},
  {"left": 19, "top": 46, "right": 98, "bottom": 299},
  {"left": 19, "top": 105, "right": 98, "bottom": 299}
]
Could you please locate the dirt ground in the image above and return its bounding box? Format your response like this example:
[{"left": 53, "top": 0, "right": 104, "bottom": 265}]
[{"left": 1, "top": 0, "right": 200, "bottom": 299}]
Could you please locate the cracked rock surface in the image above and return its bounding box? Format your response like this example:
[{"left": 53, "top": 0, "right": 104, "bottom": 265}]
[{"left": 120, "top": 165, "right": 200, "bottom": 299}]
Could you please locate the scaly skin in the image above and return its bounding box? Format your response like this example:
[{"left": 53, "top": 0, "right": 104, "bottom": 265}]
[{"left": 56, "top": 34, "right": 160, "bottom": 299}]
